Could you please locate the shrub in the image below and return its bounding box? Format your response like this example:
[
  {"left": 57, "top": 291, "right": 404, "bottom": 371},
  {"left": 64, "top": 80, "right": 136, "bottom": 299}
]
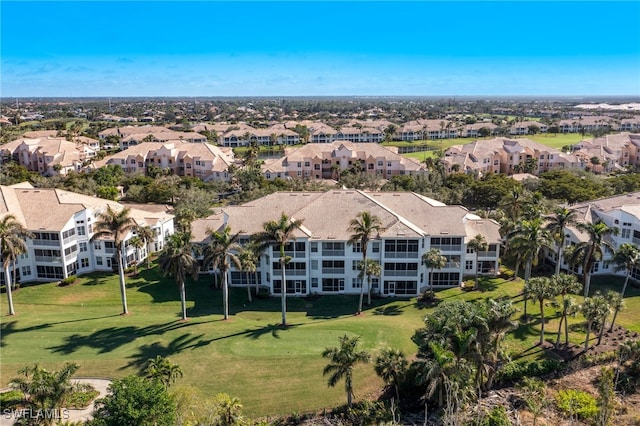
[
  {"left": 496, "top": 359, "right": 564, "bottom": 384},
  {"left": 331, "top": 400, "right": 394, "bottom": 426},
  {"left": 479, "top": 406, "right": 511, "bottom": 426},
  {"left": 0, "top": 390, "right": 24, "bottom": 410},
  {"left": 555, "top": 389, "right": 598, "bottom": 421},
  {"left": 66, "top": 383, "right": 99, "bottom": 409},
  {"left": 59, "top": 275, "right": 77, "bottom": 286}
]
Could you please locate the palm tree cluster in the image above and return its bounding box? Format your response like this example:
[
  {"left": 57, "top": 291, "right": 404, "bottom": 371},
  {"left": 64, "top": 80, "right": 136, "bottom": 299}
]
[
  {"left": 412, "top": 298, "right": 518, "bottom": 405},
  {"left": 0, "top": 214, "right": 34, "bottom": 315},
  {"left": 10, "top": 362, "right": 80, "bottom": 425}
]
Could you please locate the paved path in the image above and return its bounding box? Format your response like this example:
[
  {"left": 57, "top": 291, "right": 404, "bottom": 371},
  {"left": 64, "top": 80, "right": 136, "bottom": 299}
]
[{"left": 0, "top": 378, "right": 111, "bottom": 426}]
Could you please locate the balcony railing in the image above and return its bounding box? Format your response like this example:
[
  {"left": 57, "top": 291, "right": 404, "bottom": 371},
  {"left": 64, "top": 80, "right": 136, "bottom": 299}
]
[
  {"left": 35, "top": 255, "right": 62, "bottom": 263},
  {"left": 443, "top": 261, "right": 461, "bottom": 269},
  {"left": 284, "top": 251, "right": 306, "bottom": 258},
  {"left": 322, "top": 268, "right": 345, "bottom": 274},
  {"left": 478, "top": 251, "right": 498, "bottom": 258},
  {"left": 384, "top": 270, "right": 418, "bottom": 277},
  {"left": 430, "top": 245, "right": 462, "bottom": 252},
  {"left": 384, "top": 252, "right": 419, "bottom": 259},
  {"left": 274, "top": 270, "right": 306, "bottom": 276},
  {"left": 32, "top": 239, "right": 60, "bottom": 247},
  {"left": 322, "top": 250, "right": 345, "bottom": 257}
]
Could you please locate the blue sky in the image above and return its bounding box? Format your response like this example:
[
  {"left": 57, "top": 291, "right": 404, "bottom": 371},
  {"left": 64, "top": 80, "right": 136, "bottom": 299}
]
[{"left": 2, "top": 1, "right": 639, "bottom": 97}]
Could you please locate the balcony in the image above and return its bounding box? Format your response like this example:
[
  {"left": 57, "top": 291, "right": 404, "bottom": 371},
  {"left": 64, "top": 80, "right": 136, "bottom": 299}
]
[
  {"left": 32, "top": 239, "right": 60, "bottom": 247},
  {"left": 35, "top": 255, "right": 62, "bottom": 263},
  {"left": 384, "top": 270, "right": 418, "bottom": 277},
  {"left": 430, "top": 245, "right": 462, "bottom": 252},
  {"left": 322, "top": 268, "right": 345, "bottom": 274},
  {"left": 384, "top": 252, "right": 419, "bottom": 259},
  {"left": 322, "top": 250, "right": 345, "bottom": 257},
  {"left": 284, "top": 251, "right": 306, "bottom": 259}
]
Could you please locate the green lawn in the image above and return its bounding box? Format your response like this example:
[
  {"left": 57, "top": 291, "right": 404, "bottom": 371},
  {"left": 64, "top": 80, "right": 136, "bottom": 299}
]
[
  {"left": 1, "top": 268, "right": 638, "bottom": 417},
  {"left": 398, "top": 133, "right": 588, "bottom": 161}
]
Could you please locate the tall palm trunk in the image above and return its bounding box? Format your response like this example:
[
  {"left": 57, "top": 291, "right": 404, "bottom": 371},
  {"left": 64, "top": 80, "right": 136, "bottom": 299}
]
[
  {"left": 523, "top": 260, "right": 532, "bottom": 318},
  {"left": 254, "top": 270, "right": 259, "bottom": 298},
  {"left": 358, "top": 253, "right": 367, "bottom": 314},
  {"left": 145, "top": 239, "right": 151, "bottom": 269},
  {"left": 539, "top": 298, "right": 546, "bottom": 344},
  {"left": 610, "top": 271, "right": 630, "bottom": 331},
  {"left": 222, "top": 266, "right": 229, "bottom": 320},
  {"left": 555, "top": 312, "right": 564, "bottom": 349},
  {"left": 4, "top": 265, "right": 15, "bottom": 315},
  {"left": 280, "top": 256, "right": 287, "bottom": 326},
  {"left": 117, "top": 245, "right": 129, "bottom": 315},
  {"left": 565, "top": 310, "right": 570, "bottom": 345},
  {"left": 179, "top": 279, "right": 187, "bottom": 321},
  {"left": 555, "top": 243, "right": 564, "bottom": 276},
  {"left": 584, "top": 320, "right": 592, "bottom": 351},
  {"left": 367, "top": 275, "right": 372, "bottom": 306},
  {"left": 246, "top": 271, "right": 252, "bottom": 303}
]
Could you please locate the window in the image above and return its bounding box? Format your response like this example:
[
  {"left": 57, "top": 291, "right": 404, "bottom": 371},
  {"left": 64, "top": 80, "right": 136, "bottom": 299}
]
[
  {"left": 80, "top": 258, "right": 89, "bottom": 268},
  {"left": 372, "top": 242, "right": 380, "bottom": 253},
  {"left": 79, "top": 242, "right": 87, "bottom": 252},
  {"left": 96, "top": 256, "right": 103, "bottom": 266},
  {"left": 311, "top": 277, "right": 318, "bottom": 288},
  {"left": 21, "top": 266, "right": 31, "bottom": 276},
  {"left": 322, "top": 260, "right": 345, "bottom": 274},
  {"left": 430, "top": 237, "right": 462, "bottom": 251},
  {"left": 384, "top": 240, "right": 419, "bottom": 258},
  {"left": 36, "top": 265, "right": 63, "bottom": 279},
  {"left": 77, "top": 226, "right": 86, "bottom": 236},
  {"left": 622, "top": 228, "right": 631, "bottom": 239},
  {"left": 384, "top": 262, "right": 418, "bottom": 276},
  {"left": 378, "top": 160, "right": 383, "bottom": 166},
  {"left": 310, "top": 242, "right": 318, "bottom": 253},
  {"left": 64, "top": 245, "right": 78, "bottom": 256},
  {"left": 465, "top": 260, "right": 473, "bottom": 270},
  {"left": 352, "top": 278, "right": 362, "bottom": 288},
  {"left": 352, "top": 242, "right": 362, "bottom": 253},
  {"left": 431, "top": 272, "right": 461, "bottom": 286},
  {"left": 322, "top": 242, "right": 345, "bottom": 256},
  {"left": 304, "top": 161, "right": 310, "bottom": 167},
  {"left": 322, "top": 278, "right": 344, "bottom": 292},
  {"left": 311, "top": 260, "right": 318, "bottom": 270}
]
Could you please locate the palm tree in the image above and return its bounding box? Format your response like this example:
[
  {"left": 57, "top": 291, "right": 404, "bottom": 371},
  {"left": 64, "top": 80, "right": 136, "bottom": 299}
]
[
  {"left": 129, "top": 236, "right": 144, "bottom": 275},
  {"left": 525, "top": 276, "right": 556, "bottom": 345},
  {"left": 467, "top": 234, "right": 488, "bottom": 289},
  {"left": 551, "top": 273, "right": 582, "bottom": 348},
  {"left": 611, "top": 243, "right": 640, "bottom": 331},
  {"left": 136, "top": 225, "right": 156, "bottom": 269},
  {"left": 414, "top": 342, "right": 461, "bottom": 408},
  {"left": 0, "top": 214, "right": 33, "bottom": 315},
  {"left": 581, "top": 292, "right": 611, "bottom": 351},
  {"left": 375, "top": 348, "right": 408, "bottom": 403},
  {"left": 422, "top": 248, "right": 447, "bottom": 295},
  {"left": 254, "top": 212, "right": 303, "bottom": 326},
  {"left": 509, "top": 218, "right": 553, "bottom": 319},
  {"left": 358, "top": 258, "right": 381, "bottom": 306},
  {"left": 348, "top": 211, "right": 385, "bottom": 315},
  {"left": 545, "top": 207, "right": 577, "bottom": 275},
  {"left": 571, "top": 220, "right": 618, "bottom": 297},
  {"left": 239, "top": 244, "right": 258, "bottom": 303},
  {"left": 145, "top": 355, "right": 183, "bottom": 389},
  {"left": 92, "top": 205, "right": 137, "bottom": 315},
  {"left": 202, "top": 226, "right": 242, "bottom": 320},
  {"left": 322, "top": 334, "right": 371, "bottom": 407},
  {"left": 10, "top": 362, "right": 80, "bottom": 424},
  {"left": 158, "top": 232, "right": 200, "bottom": 321}
]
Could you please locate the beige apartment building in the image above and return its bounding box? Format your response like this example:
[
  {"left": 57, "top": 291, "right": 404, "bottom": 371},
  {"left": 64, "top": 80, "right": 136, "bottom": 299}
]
[
  {"left": 261, "top": 141, "right": 427, "bottom": 180},
  {"left": 443, "top": 137, "right": 582, "bottom": 176},
  {"left": 95, "top": 140, "right": 236, "bottom": 181}
]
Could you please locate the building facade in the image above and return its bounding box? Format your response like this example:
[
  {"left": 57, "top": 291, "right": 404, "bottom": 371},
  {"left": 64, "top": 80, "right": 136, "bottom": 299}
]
[
  {"left": 0, "top": 183, "right": 174, "bottom": 284},
  {"left": 191, "top": 190, "right": 501, "bottom": 297}
]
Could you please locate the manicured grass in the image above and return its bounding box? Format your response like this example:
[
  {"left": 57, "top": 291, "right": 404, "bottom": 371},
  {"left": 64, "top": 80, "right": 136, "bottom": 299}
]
[{"left": 1, "top": 268, "right": 638, "bottom": 417}]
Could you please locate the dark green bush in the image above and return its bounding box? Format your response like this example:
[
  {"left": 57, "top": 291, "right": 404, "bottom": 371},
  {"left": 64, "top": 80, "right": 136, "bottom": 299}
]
[
  {"left": 496, "top": 359, "right": 564, "bottom": 384},
  {"left": 59, "top": 275, "right": 77, "bottom": 286}
]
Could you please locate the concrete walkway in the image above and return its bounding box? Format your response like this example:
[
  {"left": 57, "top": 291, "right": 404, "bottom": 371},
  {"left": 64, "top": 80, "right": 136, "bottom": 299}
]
[{"left": 0, "top": 378, "right": 111, "bottom": 426}]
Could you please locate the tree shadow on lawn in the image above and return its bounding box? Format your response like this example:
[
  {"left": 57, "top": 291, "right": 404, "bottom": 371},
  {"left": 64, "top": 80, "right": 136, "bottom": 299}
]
[
  {"left": 47, "top": 320, "right": 202, "bottom": 355},
  {"left": 0, "top": 314, "right": 120, "bottom": 348},
  {"left": 121, "top": 322, "right": 299, "bottom": 375}
]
